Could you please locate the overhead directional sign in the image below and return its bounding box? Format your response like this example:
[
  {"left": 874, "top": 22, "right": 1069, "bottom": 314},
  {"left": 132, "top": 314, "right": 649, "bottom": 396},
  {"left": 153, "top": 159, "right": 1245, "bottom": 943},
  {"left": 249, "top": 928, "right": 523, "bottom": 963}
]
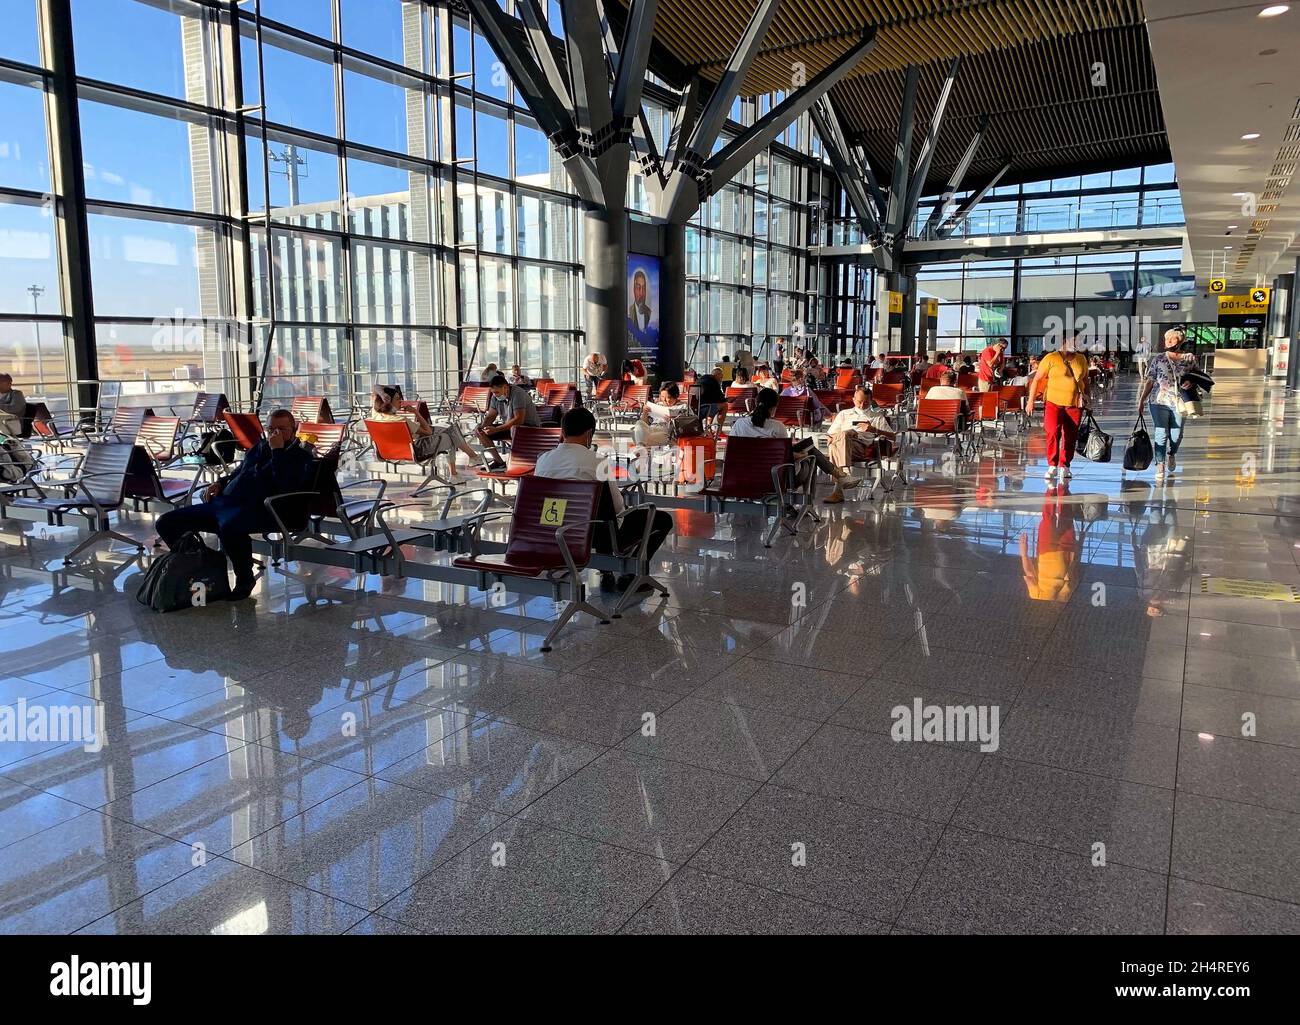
[{"left": 1219, "top": 289, "right": 1271, "bottom": 315}]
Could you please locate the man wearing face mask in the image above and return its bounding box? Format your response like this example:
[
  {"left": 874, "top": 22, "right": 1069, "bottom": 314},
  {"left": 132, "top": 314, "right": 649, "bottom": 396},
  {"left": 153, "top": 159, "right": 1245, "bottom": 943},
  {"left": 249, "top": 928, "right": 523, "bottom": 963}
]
[{"left": 155, "top": 408, "right": 316, "bottom": 600}]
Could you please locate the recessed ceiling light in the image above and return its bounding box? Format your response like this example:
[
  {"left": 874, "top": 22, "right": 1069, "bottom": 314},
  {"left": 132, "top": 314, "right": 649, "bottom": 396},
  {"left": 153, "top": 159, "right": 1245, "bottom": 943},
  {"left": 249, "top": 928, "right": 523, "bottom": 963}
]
[
  {"left": 1228, "top": 225, "right": 1239, "bottom": 229},
  {"left": 1242, "top": 133, "right": 1261, "bottom": 140},
  {"left": 1260, "top": 5, "right": 1290, "bottom": 18}
]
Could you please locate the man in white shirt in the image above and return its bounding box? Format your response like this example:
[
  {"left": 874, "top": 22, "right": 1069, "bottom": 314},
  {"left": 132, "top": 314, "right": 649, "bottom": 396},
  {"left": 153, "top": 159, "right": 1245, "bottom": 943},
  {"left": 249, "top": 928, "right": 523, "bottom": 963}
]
[
  {"left": 924, "top": 370, "right": 970, "bottom": 429},
  {"left": 828, "top": 385, "right": 896, "bottom": 459},
  {"left": 535, "top": 408, "right": 672, "bottom": 592},
  {"left": 581, "top": 352, "right": 606, "bottom": 398}
]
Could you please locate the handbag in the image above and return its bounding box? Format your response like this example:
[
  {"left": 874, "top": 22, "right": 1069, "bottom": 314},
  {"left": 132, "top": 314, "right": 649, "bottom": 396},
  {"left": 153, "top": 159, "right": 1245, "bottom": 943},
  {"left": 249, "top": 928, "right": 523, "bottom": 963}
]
[
  {"left": 669, "top": 411, "right": 703, "bottom": 438},
  {"left": 1123, "top": 413, "right": 1154, "bottom": 471},
  {"left": 135, "top": 532, "right": 231, "bottom": 612},
  {"left": 1079, "top": 412, "right": 1113, "bottom": 462}
]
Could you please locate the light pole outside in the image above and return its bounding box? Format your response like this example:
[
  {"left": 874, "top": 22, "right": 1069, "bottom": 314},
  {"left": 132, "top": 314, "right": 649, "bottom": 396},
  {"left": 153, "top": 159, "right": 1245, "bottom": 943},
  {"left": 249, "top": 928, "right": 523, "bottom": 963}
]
[{"left": 27, "top": 284, "right": 46, "bottom": 394}]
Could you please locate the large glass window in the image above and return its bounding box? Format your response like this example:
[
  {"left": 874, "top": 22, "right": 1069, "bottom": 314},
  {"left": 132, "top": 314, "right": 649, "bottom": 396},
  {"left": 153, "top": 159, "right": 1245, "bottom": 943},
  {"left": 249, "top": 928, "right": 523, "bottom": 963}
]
[
  {"left": 72, "top": 0, "right": 209, "bottom": 103},
  {"left": 0, "top": 195, "right": 62, "bottom": 315},
  {"left": 0, "top": 72, "right": 51, "bottom": 193}
]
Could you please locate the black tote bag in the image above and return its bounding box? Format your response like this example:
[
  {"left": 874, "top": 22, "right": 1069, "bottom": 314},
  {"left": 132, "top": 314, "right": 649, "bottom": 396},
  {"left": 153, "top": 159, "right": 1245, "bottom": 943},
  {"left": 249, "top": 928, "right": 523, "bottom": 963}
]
[{"left": 1122, "top": 413, "right": 1154, "bottom": 471}]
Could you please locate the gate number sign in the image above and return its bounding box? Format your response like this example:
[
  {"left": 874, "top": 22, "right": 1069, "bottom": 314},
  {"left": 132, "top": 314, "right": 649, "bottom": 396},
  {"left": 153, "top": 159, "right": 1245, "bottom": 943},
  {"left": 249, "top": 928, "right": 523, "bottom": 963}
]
[{"left": 541, "top": 498, "right": 568, "bottom": 525}]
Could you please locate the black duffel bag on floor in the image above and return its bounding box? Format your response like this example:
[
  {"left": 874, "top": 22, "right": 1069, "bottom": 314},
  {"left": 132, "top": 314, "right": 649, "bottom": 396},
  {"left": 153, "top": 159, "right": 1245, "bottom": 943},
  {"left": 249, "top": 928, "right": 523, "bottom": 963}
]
[
  {"left": 136, "top": 532, "right": 231, "bottom": 612},
  {"left": 1123, "top": 413, "right": 1154, "bottom": 472}
]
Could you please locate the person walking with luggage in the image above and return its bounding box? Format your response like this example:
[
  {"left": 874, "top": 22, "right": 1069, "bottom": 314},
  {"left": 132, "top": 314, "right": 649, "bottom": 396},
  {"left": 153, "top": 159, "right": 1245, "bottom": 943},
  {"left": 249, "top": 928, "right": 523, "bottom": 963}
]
[
  {"left": 1136, "top": 328, "right": 1193, "bottom": 483},
  {"left": 1027, "top": 334, "right": 1090, "bottom": 483}
]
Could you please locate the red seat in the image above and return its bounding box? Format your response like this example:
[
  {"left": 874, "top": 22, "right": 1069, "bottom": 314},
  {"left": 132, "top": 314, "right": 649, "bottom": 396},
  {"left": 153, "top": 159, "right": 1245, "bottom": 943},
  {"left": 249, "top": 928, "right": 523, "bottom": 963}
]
[
  {"left": 911, "top": 397, "right": 972, "bottom": 456},
  {"left": 476, "top": 425, "right": 563, "bottom": 482},
  {"left": 814, "top": 389, "right": 854, "bottom": 413},
  {"left": 223, "top": 411, "right": 264, "bottom": 451},
  {"left": 702, "top": 437, "right": 807, "bottom": 546},
  {"left": 290, "top": 396, "right": 334, "bottom": 424},
  {"left": 454, "top": 385, "right": 491, "bottom": 414},
  {"left": 773, "top": 395, "right": 812, "bottom": 431},
  {"left": 592, "top": 379, "right": 623, "bottom": 403},
  {"left": 724, "top": 386, "right": 755, "bottom": 414},
  {"left": 453, "top": 476, "right": 608, "bottom": 652},
  {"left": 540, "top": 383, "right": 579, "bottom": 411},
  {"left": 613, "top": 384, "right": 650, "bottom": 413},
  {"left": 834, "top": 368, "right": 859, "bottom": 391},
  {"left": 872, "top": 382, "right": 905, "bottom": 410},
  {"left": 398, "top": 399, "right": 431, "bottom": 424}
]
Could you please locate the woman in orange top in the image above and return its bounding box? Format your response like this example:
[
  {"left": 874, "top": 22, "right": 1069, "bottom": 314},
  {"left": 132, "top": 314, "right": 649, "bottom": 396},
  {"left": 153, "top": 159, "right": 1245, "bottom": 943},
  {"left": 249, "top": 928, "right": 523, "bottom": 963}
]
[{"left": 1027, "top": 335, "right": 1090, "bottom": 483}]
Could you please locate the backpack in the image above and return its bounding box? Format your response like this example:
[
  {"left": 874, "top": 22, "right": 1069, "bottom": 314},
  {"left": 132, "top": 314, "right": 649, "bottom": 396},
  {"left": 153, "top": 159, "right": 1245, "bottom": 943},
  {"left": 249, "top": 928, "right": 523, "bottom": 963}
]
[
  {"left": 135, "top": 532, "right": 231, "bottom": 612},
  {"left": 196, "top": 427, "right": 237, "bottom": 466}
]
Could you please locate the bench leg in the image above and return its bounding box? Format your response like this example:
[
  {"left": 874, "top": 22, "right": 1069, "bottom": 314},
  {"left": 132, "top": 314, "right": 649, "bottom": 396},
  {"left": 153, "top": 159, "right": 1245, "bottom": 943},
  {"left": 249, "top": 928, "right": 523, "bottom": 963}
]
[
  {"left": 540, "top": 597, "right": 610, "bottom": 652},
  {"left": 610, "top": 572, "right": 670, "bottom": 618},
  {"left": 63, "top": 528, "right": 145, "bottom": 565}
]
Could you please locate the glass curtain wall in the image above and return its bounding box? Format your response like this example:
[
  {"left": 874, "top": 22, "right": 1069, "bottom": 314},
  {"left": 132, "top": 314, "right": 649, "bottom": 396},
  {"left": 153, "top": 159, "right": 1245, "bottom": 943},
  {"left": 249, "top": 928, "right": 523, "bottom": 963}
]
[{"left": 0, "top": 0, "right": 837, "bottom": 409}]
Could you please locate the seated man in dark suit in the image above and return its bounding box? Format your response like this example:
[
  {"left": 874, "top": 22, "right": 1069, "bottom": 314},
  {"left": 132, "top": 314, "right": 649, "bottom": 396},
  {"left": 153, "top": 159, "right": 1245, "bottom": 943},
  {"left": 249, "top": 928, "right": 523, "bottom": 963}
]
[{"left": 156, "top": 408, "right": 316, "bottom": 600}]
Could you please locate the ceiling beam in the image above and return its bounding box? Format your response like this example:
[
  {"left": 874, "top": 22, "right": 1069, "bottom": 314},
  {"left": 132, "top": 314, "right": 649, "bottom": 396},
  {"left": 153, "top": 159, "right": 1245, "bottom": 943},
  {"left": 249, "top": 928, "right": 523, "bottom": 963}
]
[
  {"left": 884, "top": 65, "right": 920, "bottom": 238},
  {"left": 703, "top": 30, "right": 877, "bottom": 198},
  {"left": 936, "top": 161, "right": 1011, "bottom": 238},
  {"left": 921, "top": 115, "right": 988, "bottom": 239},
  {"left": 901, "top": 56, "right": 961, "bottom": 233},
  {"left": 462, "top": 0, "right": 601, "bottom": 203}
]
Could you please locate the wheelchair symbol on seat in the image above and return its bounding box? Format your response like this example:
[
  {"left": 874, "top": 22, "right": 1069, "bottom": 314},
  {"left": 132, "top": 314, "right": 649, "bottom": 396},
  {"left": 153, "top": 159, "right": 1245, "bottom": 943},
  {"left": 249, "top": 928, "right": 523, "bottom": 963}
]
[{"left": 540, "top": 498, "right": 568, "bottom": 526}]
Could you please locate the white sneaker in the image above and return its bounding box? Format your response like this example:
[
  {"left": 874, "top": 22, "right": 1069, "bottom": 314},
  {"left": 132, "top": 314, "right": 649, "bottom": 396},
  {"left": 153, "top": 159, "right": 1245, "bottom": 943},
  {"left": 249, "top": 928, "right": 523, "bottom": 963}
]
[
  {"left": 1059, "top": 467, "right": 1073, "bottom": 480},
  {"left": 1167, "top": 456, "right": 1176, "bottom": 473},
  {"left": 1044, "top": 467, "right": 1058, "bottom": 481}
]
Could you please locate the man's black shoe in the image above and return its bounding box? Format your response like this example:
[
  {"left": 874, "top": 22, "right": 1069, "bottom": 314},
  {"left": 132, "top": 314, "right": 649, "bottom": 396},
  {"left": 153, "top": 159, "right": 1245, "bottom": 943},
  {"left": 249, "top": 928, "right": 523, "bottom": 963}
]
[{"left": 228, "top": 579, "right": 256, "bottom": 601}]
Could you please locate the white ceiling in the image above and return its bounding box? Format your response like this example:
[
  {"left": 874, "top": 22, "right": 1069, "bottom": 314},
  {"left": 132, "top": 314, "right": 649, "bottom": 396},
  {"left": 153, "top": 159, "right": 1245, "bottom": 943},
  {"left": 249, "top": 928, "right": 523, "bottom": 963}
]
[{"left": 1146, "top": 0, "right": 1300, "bottom": 288}]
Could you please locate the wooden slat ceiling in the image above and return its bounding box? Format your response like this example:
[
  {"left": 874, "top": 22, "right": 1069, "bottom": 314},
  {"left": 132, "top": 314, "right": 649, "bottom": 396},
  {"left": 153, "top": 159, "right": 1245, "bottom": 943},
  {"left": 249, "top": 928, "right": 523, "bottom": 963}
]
[{"left": 644, "top": 0, "right": 1169, "bottom": 193}]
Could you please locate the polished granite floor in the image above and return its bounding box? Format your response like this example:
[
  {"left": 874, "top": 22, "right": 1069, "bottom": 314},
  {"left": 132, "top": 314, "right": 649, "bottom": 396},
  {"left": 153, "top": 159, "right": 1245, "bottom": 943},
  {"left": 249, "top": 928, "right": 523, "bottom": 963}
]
[{"left": 2, "top": 375, "right": 1299, "bottom": 934}]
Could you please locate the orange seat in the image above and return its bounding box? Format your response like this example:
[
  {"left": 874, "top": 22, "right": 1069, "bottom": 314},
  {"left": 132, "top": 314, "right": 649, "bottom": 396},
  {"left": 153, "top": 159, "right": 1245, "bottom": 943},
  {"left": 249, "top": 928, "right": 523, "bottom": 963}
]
[{"left": 222, "top": 411, "right": 264, "bottom": 451}]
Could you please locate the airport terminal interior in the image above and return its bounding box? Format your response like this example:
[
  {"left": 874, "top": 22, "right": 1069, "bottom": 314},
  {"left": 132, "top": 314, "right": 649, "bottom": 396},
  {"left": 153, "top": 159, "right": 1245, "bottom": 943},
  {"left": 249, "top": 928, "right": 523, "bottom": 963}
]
[{"left": 1, "top": 0, "right": 1299, "bottom": 936}]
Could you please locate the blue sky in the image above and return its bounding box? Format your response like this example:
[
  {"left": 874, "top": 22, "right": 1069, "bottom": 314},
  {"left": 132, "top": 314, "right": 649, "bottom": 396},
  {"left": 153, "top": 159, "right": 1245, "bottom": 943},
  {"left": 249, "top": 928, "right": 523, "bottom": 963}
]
[{"left": 1, "top": 0, "right": 519, "bottom": 320}]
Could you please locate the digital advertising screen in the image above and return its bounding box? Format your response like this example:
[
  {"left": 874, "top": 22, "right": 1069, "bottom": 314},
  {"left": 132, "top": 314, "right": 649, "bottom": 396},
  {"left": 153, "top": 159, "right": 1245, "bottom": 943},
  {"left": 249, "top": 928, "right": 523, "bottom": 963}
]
[{"left": 626, "top": 252, "right": 661, "bottom": 370}]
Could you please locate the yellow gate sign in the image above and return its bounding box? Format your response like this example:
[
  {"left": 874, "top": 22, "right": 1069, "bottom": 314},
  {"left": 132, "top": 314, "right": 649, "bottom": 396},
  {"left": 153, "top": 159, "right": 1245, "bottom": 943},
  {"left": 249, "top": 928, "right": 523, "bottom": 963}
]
[
  {"left": 888, "top": 291, "right": 904, "bottom": 315},
  {"left": 1200, "top": 577, "right": 1300, "bottom": 602},
  {"left": 1220, "top": 289, "right": 1271, "bottom": 315},
  {"left": 1208, "top": 278, "right": 1227, "bottom": 295},
  {"left": 540, "top": 497, "right": 568, "bottom": 526}
]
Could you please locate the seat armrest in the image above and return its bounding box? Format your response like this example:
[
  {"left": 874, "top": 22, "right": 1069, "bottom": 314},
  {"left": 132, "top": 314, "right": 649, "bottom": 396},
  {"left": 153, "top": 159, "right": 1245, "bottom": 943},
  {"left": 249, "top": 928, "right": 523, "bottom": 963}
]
[
  {"left": 553, "top": 518, "right": 607, "bottom": 579},
  {"left": 263, "top": 491, "right": 321, "bottom": 539}
]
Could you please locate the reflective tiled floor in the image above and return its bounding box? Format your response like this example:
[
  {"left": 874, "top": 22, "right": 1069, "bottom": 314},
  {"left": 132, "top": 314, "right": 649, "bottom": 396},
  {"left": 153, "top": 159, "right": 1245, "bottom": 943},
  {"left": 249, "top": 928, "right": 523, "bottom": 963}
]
[{"left": 3, "top": 375, "right": 1300, "bottom": 934}]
